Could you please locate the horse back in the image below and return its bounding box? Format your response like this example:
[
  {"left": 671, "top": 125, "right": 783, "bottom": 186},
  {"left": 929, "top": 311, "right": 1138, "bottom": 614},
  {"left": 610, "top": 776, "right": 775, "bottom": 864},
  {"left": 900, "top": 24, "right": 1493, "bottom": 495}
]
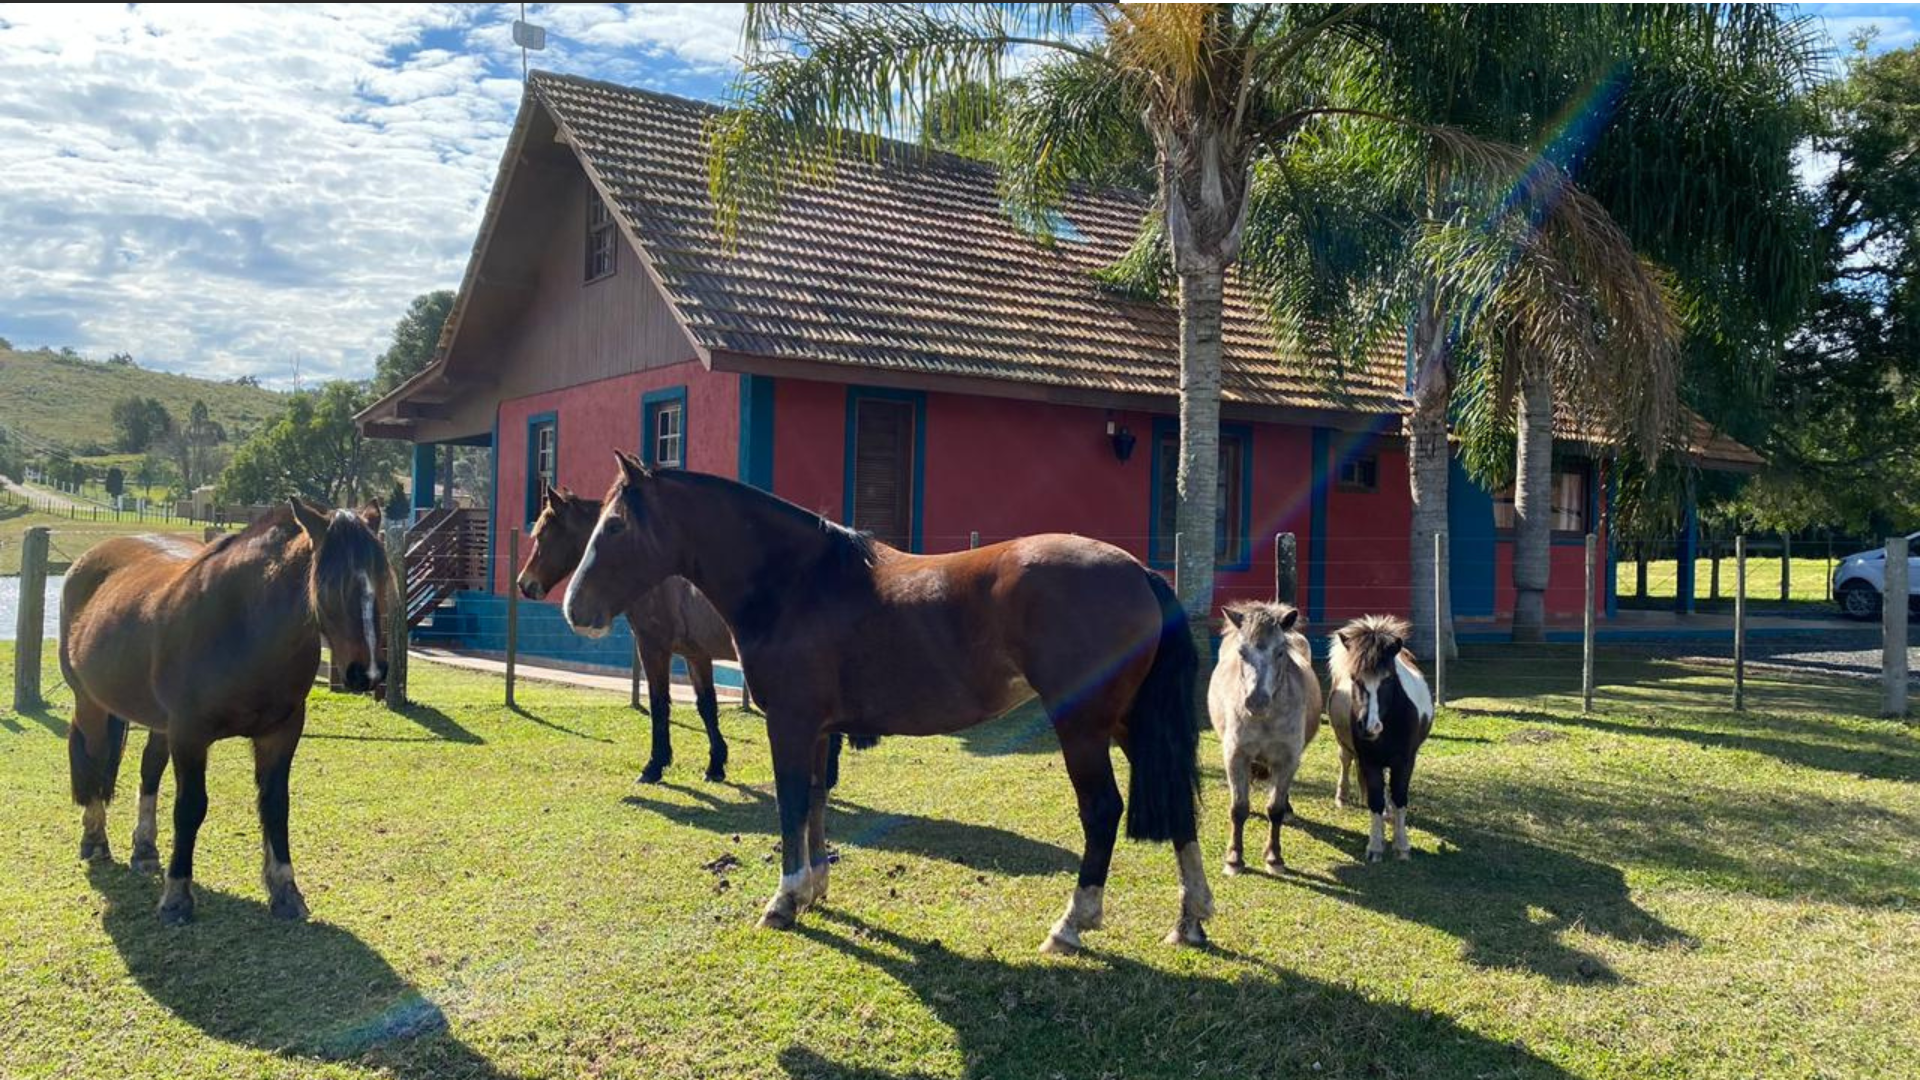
[{"left": 60, "top": 535, "right": 205, "bottom": 725}]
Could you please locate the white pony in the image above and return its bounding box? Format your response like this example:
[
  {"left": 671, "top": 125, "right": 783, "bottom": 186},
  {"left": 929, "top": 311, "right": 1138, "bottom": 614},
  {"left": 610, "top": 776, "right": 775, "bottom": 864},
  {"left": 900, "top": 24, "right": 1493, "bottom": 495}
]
[{"left": 1208, "top": 602, "right": 1321, "bottom": 874}]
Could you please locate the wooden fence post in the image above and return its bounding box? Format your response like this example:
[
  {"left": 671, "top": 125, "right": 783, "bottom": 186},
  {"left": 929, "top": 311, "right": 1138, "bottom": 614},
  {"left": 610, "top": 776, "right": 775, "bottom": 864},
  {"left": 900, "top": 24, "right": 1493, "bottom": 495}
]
[
  {"left": 1885, "top": 535, "right": 1909, "bottom": 719},
  {"left": 1583, "top": 533, "right": 1597, "bottom": 716},
  {"left": 384, "top": 523, "right": 408, "bottom": 709},
  {"left": 505, "top": 528, "right": 520, "bottom": 709},
  {"left": 1275, "top": 532, "right": 1297, "bottom": 607},
  {"left": 1734, "top": 535, "right": 1747, "bottom": 712},
  {"left": 969, "top": 530, "right": 979, "bottom": 550},
  {"left": 12, "top": 526, "right": 50, "bottom": 710},
  {"left": 1709, "top": 536, "right": 1721, "bottom": 601},
  {"left": 1433, "top": 532, "right": 1446, "bottom": 710}
]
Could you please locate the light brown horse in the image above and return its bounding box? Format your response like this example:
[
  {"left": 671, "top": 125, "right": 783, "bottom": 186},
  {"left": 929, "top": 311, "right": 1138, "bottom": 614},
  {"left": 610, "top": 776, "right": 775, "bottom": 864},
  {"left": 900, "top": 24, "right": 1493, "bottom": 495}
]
[
  {"left": 1207, "top": 601, "right": 1320, "bottom": 875},
  {"left": 517, "top": 484, "right": 747, "bottom": 782},
  {"left": 60, "top": 500, "right": 390, "bottom": 924},
  {"left": 561, "top": 456, "right": 1210, "bottom": 953}
]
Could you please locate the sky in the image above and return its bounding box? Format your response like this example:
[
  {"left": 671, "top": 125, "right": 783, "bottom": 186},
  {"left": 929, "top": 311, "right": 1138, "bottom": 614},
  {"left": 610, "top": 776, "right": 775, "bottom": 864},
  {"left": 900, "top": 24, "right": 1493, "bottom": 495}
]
[{"left": 0, "top": 3, "right": 1911, "bottom": 388}]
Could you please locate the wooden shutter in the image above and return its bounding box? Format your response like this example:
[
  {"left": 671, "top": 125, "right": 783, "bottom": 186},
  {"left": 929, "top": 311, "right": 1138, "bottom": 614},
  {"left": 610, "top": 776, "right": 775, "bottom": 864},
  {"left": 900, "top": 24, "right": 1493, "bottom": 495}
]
[{"left": 852, "top": 399, "right": 915, "bottom": 549}]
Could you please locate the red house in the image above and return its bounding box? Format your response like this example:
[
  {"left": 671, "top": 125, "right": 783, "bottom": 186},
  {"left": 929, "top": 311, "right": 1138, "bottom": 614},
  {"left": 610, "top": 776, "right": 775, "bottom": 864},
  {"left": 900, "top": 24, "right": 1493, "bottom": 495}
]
[{"left": 359, "top": 73, "right": 1758, "bottom": 667}]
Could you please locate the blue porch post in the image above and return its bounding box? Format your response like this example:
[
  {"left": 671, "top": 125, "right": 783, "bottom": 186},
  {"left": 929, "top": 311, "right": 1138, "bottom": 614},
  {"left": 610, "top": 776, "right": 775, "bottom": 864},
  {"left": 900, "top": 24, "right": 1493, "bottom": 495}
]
[
  {"left": 1674, "top": 481, "right": 1697, "bottom": 614},
  {"left": 410, "top": 443, "right": 437, "bottom": 518}
]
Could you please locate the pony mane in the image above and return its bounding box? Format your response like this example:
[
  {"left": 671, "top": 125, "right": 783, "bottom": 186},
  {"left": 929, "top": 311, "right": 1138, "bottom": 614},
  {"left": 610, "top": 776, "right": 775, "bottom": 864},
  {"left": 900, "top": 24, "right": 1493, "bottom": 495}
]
[
  {"left": 1222, "top": 601, "right": 1305, "bottom": 655},
  {"left": 640, "top": 469, "right": 878, "bottom": 570},
  {"left": 1330, "top": 614, "right": 1412, "bottom": 683}
]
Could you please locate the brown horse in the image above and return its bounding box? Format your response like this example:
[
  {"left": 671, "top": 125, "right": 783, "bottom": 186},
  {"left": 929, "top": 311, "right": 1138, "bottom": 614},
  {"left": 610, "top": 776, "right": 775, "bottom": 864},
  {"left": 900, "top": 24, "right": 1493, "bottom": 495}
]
[
  {"left": 517, "top": 483, "right": 745, "bottom": 782},
  {"left": 561, "top": 455, "right": 1210, "bottom": 953},
  {"left": 60, "top": 500, "right": 390, "bottom": 924}
]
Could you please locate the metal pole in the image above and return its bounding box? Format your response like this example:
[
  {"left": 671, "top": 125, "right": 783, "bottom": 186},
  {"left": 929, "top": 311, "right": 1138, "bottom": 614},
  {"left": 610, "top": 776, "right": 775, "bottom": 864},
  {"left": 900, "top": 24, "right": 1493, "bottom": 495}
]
[
  {"left": 1433, "top": 532, "right": 1446, "bottom": 709},
  {"left": 1734, "top": 534, "right": 1747, "bottom": 712},
  {"left": 384, "top": 523, "right": 408, "bottom": 709},
  {"left": 1781, "top": 533, "right": 1792, "bottom": 602},
  {"left": 12, "top": 526, "right": 49, "bottom": 710},
  {"left": 1583, "top": 532, "right": 1597, "bottom": 715},
  {"left": 1885, "top": 535, "right": 1909, "bottom": 718},
  {"left": 506, "top": 528, "right": 520, "bottom": 709},
  {"left": 969, "top": 530, "right": 979, "bottom": 550},
  {"left": 1275, "top": 532, "right": 1297, "bottom": 607}
]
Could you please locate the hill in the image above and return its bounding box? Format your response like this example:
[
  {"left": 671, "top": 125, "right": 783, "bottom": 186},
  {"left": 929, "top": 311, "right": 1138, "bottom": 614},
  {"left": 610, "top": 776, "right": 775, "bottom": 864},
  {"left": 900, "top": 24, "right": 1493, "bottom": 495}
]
[{"left": 0, "top": 347, "right": 285, "bottom": 454}]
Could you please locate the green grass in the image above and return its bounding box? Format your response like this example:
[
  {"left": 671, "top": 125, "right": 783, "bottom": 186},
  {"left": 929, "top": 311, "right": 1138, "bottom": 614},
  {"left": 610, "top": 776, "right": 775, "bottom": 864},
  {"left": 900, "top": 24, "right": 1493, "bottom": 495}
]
[
  {"left": 1616, "top": 555, "right": 1844, "bottom": 609},
  {"left": 2, "top": 643, "right": 1916, "bottom": 1079},
  {"left": 0, "top": 503, "right": 203, "bottom": 575},
  {"left": 0, "top": 347, "right": 282, "bottom": 453}
]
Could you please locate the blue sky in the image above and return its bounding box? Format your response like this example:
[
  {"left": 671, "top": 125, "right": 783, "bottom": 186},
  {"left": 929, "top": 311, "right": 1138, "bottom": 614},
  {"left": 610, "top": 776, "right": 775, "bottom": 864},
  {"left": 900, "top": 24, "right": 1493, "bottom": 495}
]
[{"left": 0, "top": 3, "right": 1910, "bottom": 387}]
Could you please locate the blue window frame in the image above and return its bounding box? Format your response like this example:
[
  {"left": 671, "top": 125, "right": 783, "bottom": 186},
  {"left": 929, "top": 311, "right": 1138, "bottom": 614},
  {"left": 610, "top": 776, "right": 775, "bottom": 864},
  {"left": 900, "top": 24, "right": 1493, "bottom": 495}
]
[
  {"left": 1148, "top": 419, "right": 1253, "bottom": 571},
  {"left": 524, "top": 411, "right": 557, "bottom": 525},
  {"left": 642, "top": 387, "right": 688, "bottom": 469}
]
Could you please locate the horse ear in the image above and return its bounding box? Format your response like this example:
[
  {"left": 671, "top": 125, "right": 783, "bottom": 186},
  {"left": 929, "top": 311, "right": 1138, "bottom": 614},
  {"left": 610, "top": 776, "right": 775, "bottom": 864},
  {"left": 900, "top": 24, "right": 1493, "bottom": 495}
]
[
  {"left": 616, "top": 450, "right": 650, "bottom": 486},
  {"left": 1223, "top": 607, "right": 1245, "bottom": 631},
  {"left": 288, "top": 497, "right": 329, "bottom": 540},
  {"left": 360, "top": 503, "right": 382, "bottom": 533},
  {"left": 1383, "top": 638, "right": 1404, "bottom": 660},
  {"left": 1279, "top": 608, "right": 1299, "bottom": 631},
  {"left": 542, "top": 481, "right": 564, "bottom": 511}
]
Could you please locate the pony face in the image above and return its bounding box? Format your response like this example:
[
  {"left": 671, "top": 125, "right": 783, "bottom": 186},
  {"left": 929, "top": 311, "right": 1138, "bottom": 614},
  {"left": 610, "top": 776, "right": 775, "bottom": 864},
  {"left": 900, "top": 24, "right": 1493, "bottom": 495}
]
[
  {"left": 1223, "top": 602, "right": 1300, "bottom": 713},
  {"left": 563, "top": 451, "right": 669, "bottom": 637},
  {"left": 1331, "top": 615, "right": 1412, "bottom": 740},
  {"left": 292, "top": 499, "right": 389, "bottom": 694},
  {"left": 518, "top": 483, "right": 598, "bottom": 600}
]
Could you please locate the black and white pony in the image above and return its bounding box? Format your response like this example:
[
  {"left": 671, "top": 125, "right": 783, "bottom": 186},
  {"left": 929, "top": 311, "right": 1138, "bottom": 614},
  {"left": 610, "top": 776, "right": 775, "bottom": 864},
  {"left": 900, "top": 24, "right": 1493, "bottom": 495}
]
[{"left": 1327, "top": 615, "right": 1434, "bottom": 862}]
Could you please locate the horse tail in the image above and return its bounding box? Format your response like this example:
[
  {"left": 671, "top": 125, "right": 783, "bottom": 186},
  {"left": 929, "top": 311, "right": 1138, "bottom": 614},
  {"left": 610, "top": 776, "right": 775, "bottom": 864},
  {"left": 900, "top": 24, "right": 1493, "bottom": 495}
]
[
  {"left": 1124, "top": 570, "right": 1200, "bottom": 843},
  {"left": 68, "top": 713, "right": 128, "bottom": 807}
]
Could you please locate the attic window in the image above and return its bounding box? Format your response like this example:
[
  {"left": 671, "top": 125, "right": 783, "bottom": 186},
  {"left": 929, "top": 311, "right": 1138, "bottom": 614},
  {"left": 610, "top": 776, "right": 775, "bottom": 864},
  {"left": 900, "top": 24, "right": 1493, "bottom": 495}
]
[{"left": 585, "top": 193, "right": 617, "bottom": 282}]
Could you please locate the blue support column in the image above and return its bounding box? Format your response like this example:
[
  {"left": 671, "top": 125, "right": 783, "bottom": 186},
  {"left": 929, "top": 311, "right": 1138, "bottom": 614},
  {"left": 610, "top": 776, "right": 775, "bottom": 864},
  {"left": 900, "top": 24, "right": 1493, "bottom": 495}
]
[
  {"left": 1605, "top": 465, "right": 1619, "bottom": 619},
  {"left": 411, "top": 443, "right": 437, "bottom": 518},
  {"left": 1674, "top": 481, "right": 1697, "bottom": 615}
]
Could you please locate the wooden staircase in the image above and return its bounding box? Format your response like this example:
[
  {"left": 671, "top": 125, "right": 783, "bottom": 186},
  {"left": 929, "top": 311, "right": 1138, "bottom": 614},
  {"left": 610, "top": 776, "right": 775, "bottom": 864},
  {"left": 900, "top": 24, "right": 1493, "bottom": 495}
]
[{"left": 404, "top": 507, "right": 488, "bottom": 629}]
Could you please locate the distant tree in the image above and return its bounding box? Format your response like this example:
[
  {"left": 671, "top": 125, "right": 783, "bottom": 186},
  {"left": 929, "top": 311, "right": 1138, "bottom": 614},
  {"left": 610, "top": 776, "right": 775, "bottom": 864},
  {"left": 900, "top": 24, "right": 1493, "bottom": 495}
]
[
  {"left": 0, "top": 335, "right": 12, "bottom": 351},
  {"left": 164, "top": 398, "right": 226, "bottom": 491},
  {"left": 229, "top": 374, "right": 262, "bottom": 388},
  {"left": 104, "top": 467, "right": 125, "bottom": 500},
  {"left": 385, "top": 482, "right": 410, "bottom": 522},
  {"left": 372, "top": 290, "right": 456, "bottom": 394},
  {"left": 110, "top": 396, "right": 174, "bottom": 452},
  {"left": 136, "top": 454, "right": 168, "bottom": 500},
  {"left": 105, "top": 351, "right": 136, "bottom": 367},
  {"left": 218, "top": 381, "right": 403, "bottom": 506}
]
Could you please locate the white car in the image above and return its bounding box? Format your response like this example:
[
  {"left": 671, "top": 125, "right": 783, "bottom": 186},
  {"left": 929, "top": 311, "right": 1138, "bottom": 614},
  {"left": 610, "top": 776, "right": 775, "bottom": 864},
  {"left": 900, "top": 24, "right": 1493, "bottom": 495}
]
[{"left": 1833, "top": 531, "right": 1920, "bottom": 619}]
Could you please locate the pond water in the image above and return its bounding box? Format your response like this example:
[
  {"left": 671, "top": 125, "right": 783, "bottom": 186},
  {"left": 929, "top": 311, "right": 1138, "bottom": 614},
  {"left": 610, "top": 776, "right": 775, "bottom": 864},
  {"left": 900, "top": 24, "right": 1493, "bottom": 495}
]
[{"left": 0, "top": 575, "right": 64, "bottom": 641}]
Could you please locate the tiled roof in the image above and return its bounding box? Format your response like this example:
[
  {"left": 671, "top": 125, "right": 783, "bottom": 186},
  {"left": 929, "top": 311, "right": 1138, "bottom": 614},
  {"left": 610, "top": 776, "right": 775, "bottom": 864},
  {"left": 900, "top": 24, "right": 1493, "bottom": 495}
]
[{"left": 530, "top": 71, "right": 1408, "bottom": 416}]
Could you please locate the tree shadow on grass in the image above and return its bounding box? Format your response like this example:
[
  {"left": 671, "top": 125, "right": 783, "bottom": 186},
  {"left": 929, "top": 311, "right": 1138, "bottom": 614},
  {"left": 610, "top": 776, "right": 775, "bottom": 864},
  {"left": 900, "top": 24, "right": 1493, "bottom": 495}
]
[
  {"left": 776, "top": 913, "right": 1577, "bottom": 1080},
  {"left": 1466, "top": 705, "right": 1920, "bottom": 784},
  {"left": 1, "top": 700, "right": 67, "bottom": 737},
  {"left": 623, "top": 781, "right": 1077, "bottom": 877},
  {"left": 506, "top": 703, "right": 612, "bottom": 743},
  {"left": 86, "top": 863, "right": 514, "bottom": 1079},
  {"left": 1286, "top": 816, "right": 1691, "bottom": 984}
]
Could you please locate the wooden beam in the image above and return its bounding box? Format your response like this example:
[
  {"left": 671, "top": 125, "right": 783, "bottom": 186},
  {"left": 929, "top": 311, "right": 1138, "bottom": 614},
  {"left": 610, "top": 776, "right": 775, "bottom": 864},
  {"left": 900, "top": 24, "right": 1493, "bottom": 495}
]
[
  {"left": 362, "top": 421, "right": 417, "bottom": 440},
  {"left": 397, "top": 401, "right": 453, "bottom": 421}
]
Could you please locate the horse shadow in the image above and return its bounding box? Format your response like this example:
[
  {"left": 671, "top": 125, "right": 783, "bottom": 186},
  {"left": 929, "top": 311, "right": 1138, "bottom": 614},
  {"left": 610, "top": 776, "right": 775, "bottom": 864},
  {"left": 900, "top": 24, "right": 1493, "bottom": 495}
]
[
  {"left": 1287, "top": 816, "right": 1690, "bottom": 984},
  {"left": 86, "top": 864, "right": 513, "bottom": 1079},
  {"left": 623, "top": 782, "right": 1077, "bottom": 877},
  {"left": 777, "top": 913, "right": 1577, "bottom": 1079},
  {"left": 950, "top": 700, "right": 1057, "bottom": 757}
]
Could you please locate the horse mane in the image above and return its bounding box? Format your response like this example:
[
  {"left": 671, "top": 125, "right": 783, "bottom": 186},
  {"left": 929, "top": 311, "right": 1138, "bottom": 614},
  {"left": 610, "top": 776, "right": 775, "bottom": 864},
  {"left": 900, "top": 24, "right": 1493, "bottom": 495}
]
[
  {"left": 193, "top": 504, "right": 301, "bottom": 563},
  {"left": 1329, "top": 614, "right": 1412, "bottom": 685},
  {"left": 645, "top": 469, "right": 878, "bottom": 570}
]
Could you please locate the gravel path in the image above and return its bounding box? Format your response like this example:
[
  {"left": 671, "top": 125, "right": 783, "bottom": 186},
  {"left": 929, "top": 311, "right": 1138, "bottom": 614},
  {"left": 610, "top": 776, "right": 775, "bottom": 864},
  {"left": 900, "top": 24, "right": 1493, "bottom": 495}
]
[{"left": 1650, "top": 625, "right": 1920, "bottom": 684}]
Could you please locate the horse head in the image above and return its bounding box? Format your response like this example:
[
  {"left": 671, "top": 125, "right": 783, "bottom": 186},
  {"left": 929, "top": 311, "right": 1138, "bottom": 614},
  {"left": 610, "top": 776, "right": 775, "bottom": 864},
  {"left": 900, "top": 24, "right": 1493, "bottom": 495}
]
[
  {"left": 291, "top": 498, "right": 389, "bottom": 694},
  {"left": 1222, "top": 602, "right": 1302, "bottom": 714},
  {"left": 563, "top": 451, "right": 672, "bottom": 638},
  {"left": 1332, "top": 615, "right": 1411, "bottom": 740},
  {"left": 518, "top": 483, "right": 599, "bottom": 601}
]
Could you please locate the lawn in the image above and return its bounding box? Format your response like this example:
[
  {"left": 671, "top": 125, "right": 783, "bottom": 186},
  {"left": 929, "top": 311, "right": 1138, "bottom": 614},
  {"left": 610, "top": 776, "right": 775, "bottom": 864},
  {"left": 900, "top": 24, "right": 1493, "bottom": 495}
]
[
  {"left": 0, "top": 503, "right": 202, "bottom": 575},
  {"left": 2, "top": 643, "right": 1916, "bottom": 1079},
  {"left": 1615, "top": 554, "right": 1846, "bottom": 609}
]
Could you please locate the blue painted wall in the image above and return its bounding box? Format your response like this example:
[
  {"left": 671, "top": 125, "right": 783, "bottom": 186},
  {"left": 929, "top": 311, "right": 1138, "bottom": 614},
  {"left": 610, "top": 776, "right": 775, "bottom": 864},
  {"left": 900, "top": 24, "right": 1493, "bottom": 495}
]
[
  {"left": 420, "top": 591, "right": 746, "bottom": 690},
  {"left": 1448, "top": 456, "right": 1498, "bottom": 617}
]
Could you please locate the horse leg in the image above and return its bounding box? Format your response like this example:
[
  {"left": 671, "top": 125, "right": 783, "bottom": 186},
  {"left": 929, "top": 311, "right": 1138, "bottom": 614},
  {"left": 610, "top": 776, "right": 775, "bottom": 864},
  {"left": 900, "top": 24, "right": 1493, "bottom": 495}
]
[
  {"left": 1041, "top": 727, "right": 1122, "bottom": 955},
  {"left": 1264, "top": 747, "right": 1302, "bottom": 872},
  {"left": 1388, "top": 755, "right": 1416, "bottom": 861},
  {"left": 637, "top": 643, "right": 674, "bottom": 784},
  {"left": 67, "top": 696, "right": 125, "bottom": 863},
  {"left": 1222, "top": 746, "right": 1251, "bottom": 876},
  {"left": 804, "top": 733, "right": 833, "bottom": 905},
  {"left": 1334, "top": 746, "right": 1354, "bottom": 810},
  {"left": 158, "top": 740, "right": 210, "bottom": 925},
  {"left": 254, "top": 715, "right": 309, "bottom": 920},
  {"left": 759, "top": 722, "right": 820, "bottom": 931},
  {"left": 1360, "top": 760, "right": 1388, "bottom": 863},
  {"left": 688, "top": 654, "right": 727, "bottom": 782},
  {"left": 129, "top": 731, "right": 169, "bottom": 873}
]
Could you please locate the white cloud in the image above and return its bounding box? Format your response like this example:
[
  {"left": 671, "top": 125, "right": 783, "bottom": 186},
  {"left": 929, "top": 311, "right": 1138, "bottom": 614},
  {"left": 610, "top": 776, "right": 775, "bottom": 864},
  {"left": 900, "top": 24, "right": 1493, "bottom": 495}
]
[
  {"left": 1820, "top": 14, "right": 1920, "bottom": 53},
  {"left": 0, "top": 2, "right": 745, "bottom": 386}
]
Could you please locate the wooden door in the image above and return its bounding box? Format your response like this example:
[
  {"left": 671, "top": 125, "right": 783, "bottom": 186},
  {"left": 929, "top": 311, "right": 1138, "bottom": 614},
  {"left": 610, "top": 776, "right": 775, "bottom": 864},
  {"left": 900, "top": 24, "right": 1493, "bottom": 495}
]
[{"left": 850, "top": 398, "right": 915, "bottom": 549}]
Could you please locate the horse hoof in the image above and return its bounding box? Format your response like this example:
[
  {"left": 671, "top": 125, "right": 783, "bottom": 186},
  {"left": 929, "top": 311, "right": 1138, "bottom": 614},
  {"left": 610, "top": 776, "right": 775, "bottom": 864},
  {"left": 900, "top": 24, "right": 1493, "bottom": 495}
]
[
  {"left": 1164, "top": 919, "right": 1209, "bottom": 948},
  {"left": 758, "top": 908, "right": 796, "bottom": 931},
  {"left": 704, "top": 765, "right": 727, "bottom": 783},
  {"left": 1265, "top": 855, "right": 1285, "bottom": 874},
  {"left": 158, "top": 896, "right": 194, "bottom": 927},
  {"left": 1222, "top": 858, "right": 1245, "bottom": 877},
  {"left": 79, "top": 837, "right": 112, "bottom": 864},
  {"left": 129, "top": 843, "right": 161, "bottom": 875},
  {"left": 1365, "top": 848, "right": 1385, "bottom": 864},
  {"left": 637, "top": 764, "right": 666, "bottom": 785},
  {"left": 1039, "top": 929, "right": 1081, "bottom": 956},
  {"left": 1394, "top": 847, "right": 1411, "bottom": 862},
  {"left": 269, "top": 885, "right": 310, "bottom": 922}
]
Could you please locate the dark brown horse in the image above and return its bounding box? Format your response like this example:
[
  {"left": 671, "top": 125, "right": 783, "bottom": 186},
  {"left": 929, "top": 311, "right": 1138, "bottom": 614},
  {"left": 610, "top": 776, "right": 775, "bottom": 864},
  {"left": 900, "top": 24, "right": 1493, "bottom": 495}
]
[
  {"left": 561, "top": 456, "right": 1210, "bottom": 952},
  {"left": 60, "top": 500, "right": 390, "bottom": 924},
  {"left": 517, "top": 483, "right": 746, "bottom": 782}
]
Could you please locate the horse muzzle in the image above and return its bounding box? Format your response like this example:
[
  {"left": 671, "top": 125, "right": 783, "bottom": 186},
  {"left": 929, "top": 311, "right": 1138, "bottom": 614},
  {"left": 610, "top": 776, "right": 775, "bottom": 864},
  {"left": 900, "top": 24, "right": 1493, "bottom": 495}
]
[
  {"left": 517, "top": 578, "right": 546, "bottom": 601},
  {"left": 343, "top": 661, "right": 374, "bottom": 694}
]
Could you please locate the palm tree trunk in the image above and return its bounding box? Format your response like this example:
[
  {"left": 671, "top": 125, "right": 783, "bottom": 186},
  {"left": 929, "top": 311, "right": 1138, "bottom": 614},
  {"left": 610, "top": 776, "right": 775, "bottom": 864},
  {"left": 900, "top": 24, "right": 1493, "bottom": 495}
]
[
  {"left": 1174, "top": 265, "right": 1224, "bottom": 655},
  {"left": 1511, "top": 371, "right": 1554, "bottom": 642},
  {"left": 1407, "top": 302, "right": 1456, "bottom": 660}
]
